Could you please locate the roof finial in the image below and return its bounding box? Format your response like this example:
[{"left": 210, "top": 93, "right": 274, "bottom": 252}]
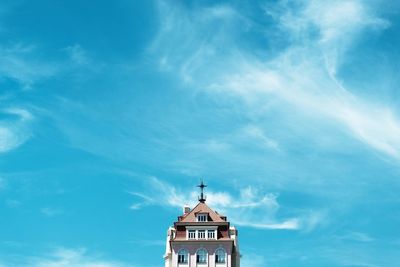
[{"left": 197, "top": 179, "right": 207, "bottom": 203}]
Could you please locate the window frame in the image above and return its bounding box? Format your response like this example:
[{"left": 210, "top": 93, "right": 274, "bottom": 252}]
[
  {"left": 198, "top": 230, "right": 206, "bottom": 239},
  {"left": 196, "top": 248, "right": 208, "bottom": 264},
  {"left": 188, "top": 230, "right": 196, "bottom": 239},
  {"left": 215, "top": 248, "right": 226, "bottom": 264},
  {"left": 197, "top": 213, "right": 208, "bottom": 222},
  {"left": 177, "top": 249, "right": 189, "bottom": 264},
  {"left": 207, "top": 230, "right": 216, "bottom": 239}
]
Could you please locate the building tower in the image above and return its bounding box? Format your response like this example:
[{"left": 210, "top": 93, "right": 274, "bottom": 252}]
[{"left": 164, "top": 181, "right": 240, "bottom": 267}]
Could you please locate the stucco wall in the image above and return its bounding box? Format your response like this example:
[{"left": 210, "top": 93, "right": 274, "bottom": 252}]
[{"left": 171, "top": 242, "right": 233, "bottom": 267}]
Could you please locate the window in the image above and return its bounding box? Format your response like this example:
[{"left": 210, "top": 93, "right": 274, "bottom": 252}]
[
  {"left": 178, "top": 249, "right": 189, "bottom": 264},
  {"left": 215, "top": 248, "right": 226, "bottom": 263},
  {"left": 198, "top": 230, "right": 206, "bottom": 239},
  {"left": 196, "top": 248, "right": 208, "bottom": 264},
  {"left": 197, "top": 214, "right": 207, "bottom": 222},
  {"left": 207, "top": 230, "right": 215, "bottom": 239},
  {"left": 188, "top": 230, "right": 196, "bottom": 239}
]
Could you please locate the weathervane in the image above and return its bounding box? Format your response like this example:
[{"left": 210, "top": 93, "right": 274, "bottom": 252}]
[{"left": 197, "top": 179, "right": 207, "bottom": 203}]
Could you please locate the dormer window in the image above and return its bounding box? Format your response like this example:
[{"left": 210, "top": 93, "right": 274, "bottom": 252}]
[
  {"left": 207, "top": 230, "right": 215, "bottom": 239},
  {"left": 197, "top": 213, "right": 208, "bottom": 222},
  {"left": 188, "top": 230, "right": 196, "bottom": 239}
]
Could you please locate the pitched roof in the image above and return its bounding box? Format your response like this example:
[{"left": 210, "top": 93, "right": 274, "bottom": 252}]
[{"left": 180, "top": 202, "right": 226, "bottom": 223}]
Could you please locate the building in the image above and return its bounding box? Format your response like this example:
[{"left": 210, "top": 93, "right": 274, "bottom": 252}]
[{"left": 164, "top": 181, "right": 240, "bottom": 267}]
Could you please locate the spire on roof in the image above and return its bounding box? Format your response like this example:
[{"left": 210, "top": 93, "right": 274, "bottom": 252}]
[{"left": 197, "top": 179, "right": 207, "bottom": 203}]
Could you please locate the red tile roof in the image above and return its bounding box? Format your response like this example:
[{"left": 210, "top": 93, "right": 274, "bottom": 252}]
[{"left": 179, "top": 202, "right": 226, "bottom": 223}]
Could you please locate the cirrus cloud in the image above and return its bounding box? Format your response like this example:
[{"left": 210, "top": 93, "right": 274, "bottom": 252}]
[{"left": 0, "top": 107, "right": 33, "bottom": 153}]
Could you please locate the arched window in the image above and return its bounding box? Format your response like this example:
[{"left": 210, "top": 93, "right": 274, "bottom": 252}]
[
  {"left": 215, "top": 248, "right": 226, "bottom": 263},
  {"left": 178, "top": 249, "right": 189, "bottom": 264},
  {"left": 196, "top": 248, "right": 208, "bottom": 264}
]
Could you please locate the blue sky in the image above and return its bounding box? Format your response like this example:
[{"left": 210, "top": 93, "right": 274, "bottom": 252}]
[{"left": 1, "top": 0, "right": 400, "bottom": 266}]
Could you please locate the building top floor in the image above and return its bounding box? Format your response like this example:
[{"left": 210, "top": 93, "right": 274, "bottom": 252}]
[{"left": 170, "top": 202, "right": 237, "bottom": 242}]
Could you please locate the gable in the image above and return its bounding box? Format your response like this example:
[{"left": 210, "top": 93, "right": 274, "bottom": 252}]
[{"left": 180, "top": 202, "right": 226, "bottom": 223}]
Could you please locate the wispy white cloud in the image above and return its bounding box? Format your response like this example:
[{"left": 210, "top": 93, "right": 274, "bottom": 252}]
[
  {"left": 0, "top": 44, "right": 58, "bottom": 90},
  {"left": 150, "top": 1, "right": 250, "bottom": 84},
  {"left": 0, "top": 41, "right": 92, "bottom": 92},
  {"left": 130, "top": 177, "right": 322, "bottom": 231},
  {"left": 242, "top": 125, "right": 280, "bottom": 151},
  {"left": 128, "top": 192, "right": 157, "bottom": 210},
  {"left": 0, "top": 41, "right": 97, "bottom": 156},
  {"left": 0, "top": 107, "right": 33, "bottom": 153},
  {"left": 336, "top": 231, "right": 375, "bottom": 243},
  {"left": 0, "top": 126, "right": 26, "bottom": 152},
  {"left": 211, "top": 57, "right": 400, "bottom": 161},
  {"left": 217, "top": 3, "right": 399, "bottom": 159},
  {"left": 235, "top": 219, "right": 299, "bottom": 230},
  {"left": 266, "top": 0, "right": 389, "bottom": 74},
  {"left": 151, "top": 0, "right": 400, "bottom": 161},
  {"left": 189, "top": 124, "right": 281, "bottom": 154}
]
